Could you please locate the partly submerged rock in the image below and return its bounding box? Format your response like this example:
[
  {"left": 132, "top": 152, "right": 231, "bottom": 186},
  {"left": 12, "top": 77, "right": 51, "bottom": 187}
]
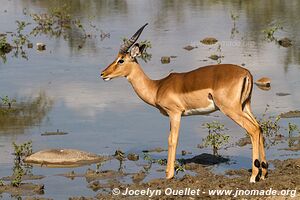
[
  {"left": 200, "top": 37, "right": 218, "bottom": 45},
  {"left": 278, "top": 37, "right": 292, "bottom": 47},
  {"left": 236, "top": 136, "right": 251, "bottom": 147},
  {"left": 127, "top": 153, "right": 139, "bottom": 161},
  {"left": 161, "top": 56, "right": 171, "bottom": 64},
  {"left": 208, "top": 54, "right": 221, "bottom": 60},
  {"left": 255, "top": 77, "right": 271, "bottom": 90},
  {"left": 24, "top": 149, "right": 110, "bottom": 167},
  {"left": 36, "top": 43, "right": 46, "bottom": 51},
  {"left": 183, "top": 45, "right": 197, "bottom": 51},
  {"left": 184, "top": 153, "right": 229, "bottom": 166}
]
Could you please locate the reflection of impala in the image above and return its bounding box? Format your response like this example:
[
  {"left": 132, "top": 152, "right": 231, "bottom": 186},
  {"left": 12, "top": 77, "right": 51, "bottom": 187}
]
[{"left": 101, "top": 23, "right": 267, "bottom": 183}]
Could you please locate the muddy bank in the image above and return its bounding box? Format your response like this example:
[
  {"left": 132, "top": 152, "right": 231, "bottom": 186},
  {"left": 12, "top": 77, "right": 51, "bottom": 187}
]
[{"left": 75, "top": 157, "right": 300, "bottom": 199}]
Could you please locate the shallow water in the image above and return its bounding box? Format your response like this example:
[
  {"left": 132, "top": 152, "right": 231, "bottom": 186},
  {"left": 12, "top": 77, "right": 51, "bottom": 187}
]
[{"left": 0, "top": 0, "right": 300, "bottom": 199}]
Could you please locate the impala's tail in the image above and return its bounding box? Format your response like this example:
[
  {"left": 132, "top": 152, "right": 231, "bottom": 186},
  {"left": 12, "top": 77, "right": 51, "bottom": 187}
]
[{"left": 241, "top": 73, "right": 253, "bottom": 110}]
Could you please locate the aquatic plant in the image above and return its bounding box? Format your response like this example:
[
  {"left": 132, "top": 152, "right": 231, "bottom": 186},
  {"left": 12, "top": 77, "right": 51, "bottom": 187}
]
[
  {"left": 287, "top": 123, "right": 299, "bottom": 147},
  {"left": 30, "top": 4, "right": 73, "bottom": 38},
  {"left": 95, "top": 163, "right": 102, "bottom": 174},
  {"left": 11, "top": 167, "right": 24, "bottom": 187},
  {"left": 202, "top": 121, "right": 229, "bottom": 155},
  {"left": 175, "top": 163, "right": 185, "bottom": 174},
  {"left": 12, "top": 141, "right": 33, "bottom": 163},
  {"left": 262, "top": 23, "right": 283, "bottom": 41},
  {"left": 230, "top": 11, "right": 239, "bottom": 38},
  {"left": 257, "top": 105, "right": 281, "bottom": 148},
  {"left": 0, "top": 96, "right": 16, "bottom": 109}
]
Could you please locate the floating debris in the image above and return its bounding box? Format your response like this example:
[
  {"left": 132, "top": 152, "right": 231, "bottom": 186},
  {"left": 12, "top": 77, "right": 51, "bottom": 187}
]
[
  {"left": 41, "top": 129, "right": 68, "bottom": 136},
  {"left": 276, "top": 92, "right": 291, "bottom": 96},
  {"left": 200, "top": 37, "right": 218, "bottom": 45}
]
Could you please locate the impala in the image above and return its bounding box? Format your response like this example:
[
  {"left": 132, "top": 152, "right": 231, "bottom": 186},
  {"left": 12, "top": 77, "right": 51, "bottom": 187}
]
[{"left": 101, "top": 23, "right": 267, "bottom": 183}]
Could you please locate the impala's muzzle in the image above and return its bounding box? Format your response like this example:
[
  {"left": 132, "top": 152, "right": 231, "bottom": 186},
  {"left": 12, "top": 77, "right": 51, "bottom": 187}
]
[{"left": 100, "top": 72, "right": 111, "bottom": 81}]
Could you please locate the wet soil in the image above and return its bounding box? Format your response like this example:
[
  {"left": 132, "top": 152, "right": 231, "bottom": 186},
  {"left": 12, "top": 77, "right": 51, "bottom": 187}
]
[
  {"left": 280, "top": 110, "right": 300, "bottom": 118},
  {"left": 0, "top": 183, "right": 44, "bottom": 196},
  {"left": 93, "top": 158, "right": 300, "bottom": 199}
]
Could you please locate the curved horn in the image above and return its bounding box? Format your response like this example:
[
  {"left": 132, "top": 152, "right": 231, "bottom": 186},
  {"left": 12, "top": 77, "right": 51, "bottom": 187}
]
[{"left": 119, "top": 23, "right": 148, "bottom": 54}]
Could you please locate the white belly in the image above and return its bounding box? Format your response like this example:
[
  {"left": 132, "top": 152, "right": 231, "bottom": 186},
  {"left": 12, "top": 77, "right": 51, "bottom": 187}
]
[{"left": 183, "top": 101, "right": 217, "bottom": 116}]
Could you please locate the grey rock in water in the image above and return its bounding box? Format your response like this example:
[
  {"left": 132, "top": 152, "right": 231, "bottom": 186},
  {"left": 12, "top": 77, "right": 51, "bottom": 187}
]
[{"left": 24, "top": 149, "right": 110, "bottom": 167}]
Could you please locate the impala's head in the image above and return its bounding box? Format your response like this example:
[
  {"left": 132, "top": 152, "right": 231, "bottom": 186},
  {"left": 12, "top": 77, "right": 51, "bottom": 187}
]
[{"left": 101, "top": 23, "right": 148, "bottom": 81}]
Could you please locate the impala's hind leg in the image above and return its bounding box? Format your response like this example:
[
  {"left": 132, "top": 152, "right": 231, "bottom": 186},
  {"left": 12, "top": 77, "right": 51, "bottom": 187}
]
[
  {"left": 214, "top": 98, "right": 261, "bottom": 183},
  {"left": 244, "top": 101, "right": 268, "bottom": 180}
]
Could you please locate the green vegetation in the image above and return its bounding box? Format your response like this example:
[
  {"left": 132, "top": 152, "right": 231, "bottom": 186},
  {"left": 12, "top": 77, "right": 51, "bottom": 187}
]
[
  {"left": 257, "top": 105, "right": 281, "bottom": 148},
  {"left": 122, "top": 38, "right": 152, "bottom": 62},
  {"left": 30, "top": 4, "right": 73, "bottom": 38},
  {"left": 0, "top": 96, "right": 16, "bottom": 109},
  {"left": 262, "top": 23, "right": 283, "bottom": 41},
  {"left": 95, "top": 163, "right": 102, "bottom": 174},
  {"left": 12, "top": 141, "right": 33, "bottom": 162},
  {"left": 202, "top": 121, "right": 229, "bottom": 155},
  {"left": 11, "top": 167, "right": 24, "bottom": 187},
  {"left": 287, "top": 123, "right": 299, "bottom": 147},
  {"left": 11, "top": 141, "right": 33, "bottom": 187},
  {"left": 230, "top": 11, "right": 239, "bottom": 38}
]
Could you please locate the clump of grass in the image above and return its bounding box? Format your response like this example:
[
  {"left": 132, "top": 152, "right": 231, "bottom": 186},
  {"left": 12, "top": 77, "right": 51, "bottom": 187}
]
[
  {"left": 202, "top": 121, "right": 230, "bottom": 155},
  {"left": 0, "top": 20, "right": 31, "bottom": 63},
  {"left": 287, "top": 123, "right": 299, "bottom": 147},
  {"left": 262, "top": 23, "right": 283, "bottom": 41},
  {"left": 0, "top": 96, "right": 16, "bottom": 109},
  {"left": 11, "top": 167, "right": 24, "bottom": 187},
  {"left": 30, "top": 4, "right": 73, "bottom": 38},
  {"left": 11, "top": 141, "right": 33, "bottom": 187},
  {"left": 208, "top": 44, "right": 224, "bottom": 64},
  {"left": 257, "top": 105, "right": 281, "bottom": 148},
  {"left": 12, "top": 141, "right": 32, "bottom": 163}
]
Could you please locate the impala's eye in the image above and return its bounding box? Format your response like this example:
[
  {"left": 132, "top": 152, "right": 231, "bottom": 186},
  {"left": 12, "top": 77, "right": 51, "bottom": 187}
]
[{"left": 118, "top": 59, "right": 124, "bottom": 64}]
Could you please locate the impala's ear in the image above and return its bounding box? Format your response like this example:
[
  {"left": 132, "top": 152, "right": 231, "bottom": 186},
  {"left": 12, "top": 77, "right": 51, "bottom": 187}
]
[{"left": 130, "top": 43, "right": 146, "bottom": 59}]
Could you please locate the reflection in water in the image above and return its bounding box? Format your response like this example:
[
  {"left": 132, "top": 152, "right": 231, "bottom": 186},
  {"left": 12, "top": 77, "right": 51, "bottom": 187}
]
[{"left": 0, "top": 92, "right": 53, "bottom": 134}]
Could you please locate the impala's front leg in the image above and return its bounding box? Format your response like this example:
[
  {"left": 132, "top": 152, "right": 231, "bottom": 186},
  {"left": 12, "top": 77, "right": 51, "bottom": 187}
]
[{"left": 166, "top": 113, "right": 181, "bottom": 179}]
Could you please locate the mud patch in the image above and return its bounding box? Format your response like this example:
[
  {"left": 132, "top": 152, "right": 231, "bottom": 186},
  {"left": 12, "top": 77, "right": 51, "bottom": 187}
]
[
  {"left": 280, "top": 110, "right": 300, "bottom": 118},
  {"left": 0, "top": 183, "right": 44, "bottom": 196}
]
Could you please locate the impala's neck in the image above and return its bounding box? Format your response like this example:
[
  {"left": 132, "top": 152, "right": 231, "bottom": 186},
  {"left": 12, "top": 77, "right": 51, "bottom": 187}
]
[{"left": 127, "top": 62, "right": 158, "bottom": 107}]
